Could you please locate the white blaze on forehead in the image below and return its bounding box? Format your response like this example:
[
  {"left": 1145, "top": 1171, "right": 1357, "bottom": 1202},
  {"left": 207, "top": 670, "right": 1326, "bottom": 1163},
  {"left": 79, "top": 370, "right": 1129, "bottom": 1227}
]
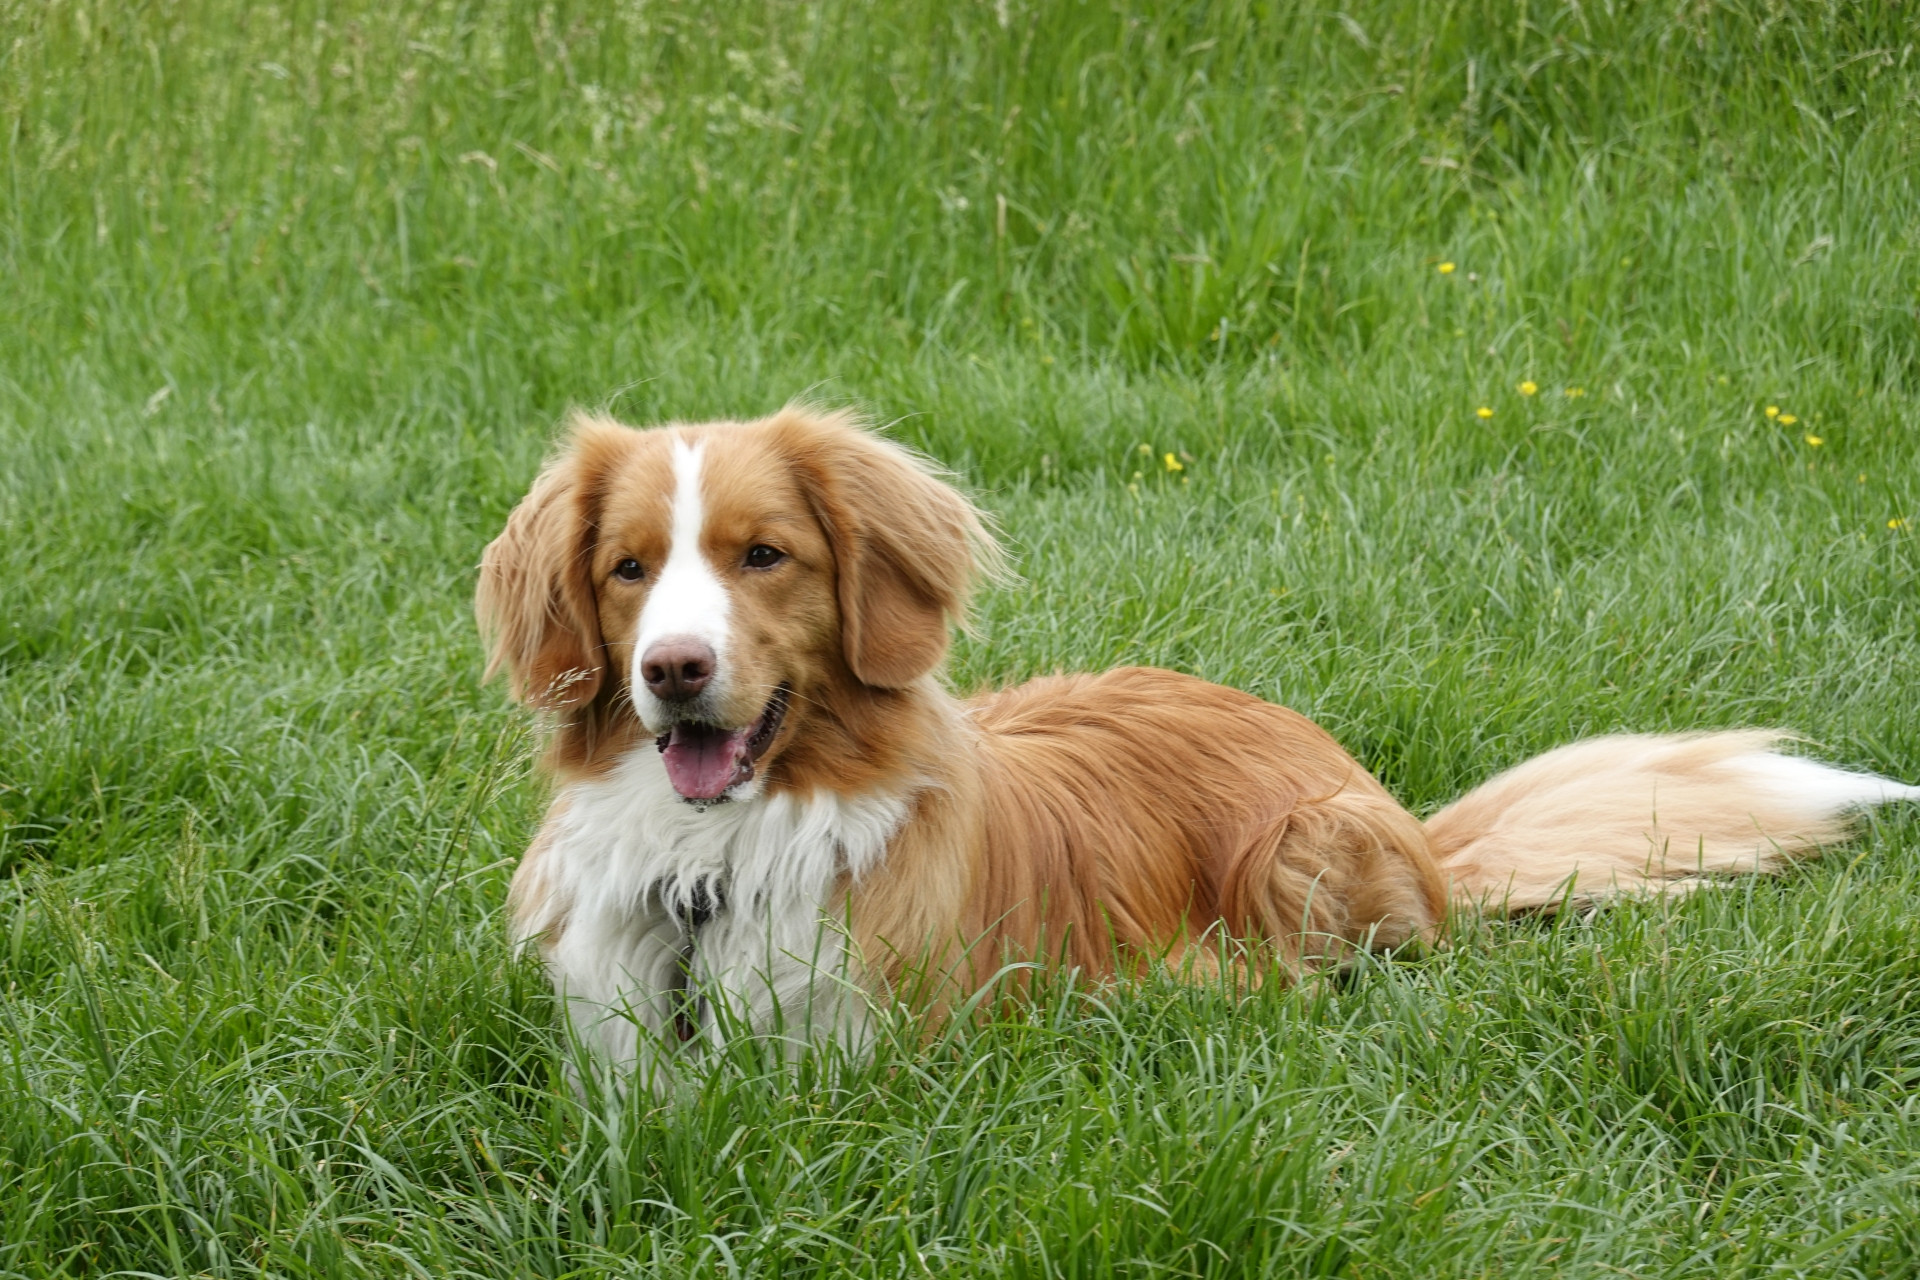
[{"left": 634, "top": 435, "right": 731, "bottom": 667}]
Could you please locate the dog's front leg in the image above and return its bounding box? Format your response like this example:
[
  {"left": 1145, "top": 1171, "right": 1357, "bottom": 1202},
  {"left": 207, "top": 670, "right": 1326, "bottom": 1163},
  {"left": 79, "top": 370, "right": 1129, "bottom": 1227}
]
[{"left": 546, "top": 905, "right": 696, "bottom": 1095}]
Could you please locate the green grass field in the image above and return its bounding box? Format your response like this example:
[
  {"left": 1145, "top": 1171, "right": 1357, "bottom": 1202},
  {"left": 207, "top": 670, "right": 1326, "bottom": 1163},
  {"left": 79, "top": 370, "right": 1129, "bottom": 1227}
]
[{"left": 5, "top": 0, "right": 1920, "bottom": 1274}]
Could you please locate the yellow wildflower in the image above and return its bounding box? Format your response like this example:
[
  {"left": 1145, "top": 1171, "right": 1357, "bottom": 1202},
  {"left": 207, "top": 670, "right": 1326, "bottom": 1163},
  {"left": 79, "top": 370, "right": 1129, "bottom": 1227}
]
[
  {"left": 1804, "top": 434, "right": 1823, "bottom": 447},
  {"left": 1564, "top": 387, "right": 1585, "bottom": 398},
  {"left": 1765, "top": 405, "right": 1779, "bottom": 418},
  {"left": 1891, "top": 518, "right": 1908, "bottom": 531},
  {"left": 1438, "top": 262, "right": 1456, "bottom": 274},
  {"left": 1476, "top": 406, "right": 1494, "bottom": 419},
  {"left": 1779, "top": 414, "right": 1797, "bottom": 426},
  {"left": 1518, "top": 380, "right": 1538, "bottom": 396},
  {"left": 1138, "top": 443, "right": 1152, "bottom": 456},
  {"left": 1163, "top": 452, "right": 1184, "bottom": 473}
]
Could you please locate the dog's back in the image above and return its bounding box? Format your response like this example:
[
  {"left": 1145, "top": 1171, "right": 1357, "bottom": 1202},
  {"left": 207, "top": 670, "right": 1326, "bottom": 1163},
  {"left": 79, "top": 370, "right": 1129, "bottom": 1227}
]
[
  {"left": 953, "top": 666, "right": 1920, "bottom": 979},
  {"left": 962, "top": 666, "right": 1446, "bottom": 977}
]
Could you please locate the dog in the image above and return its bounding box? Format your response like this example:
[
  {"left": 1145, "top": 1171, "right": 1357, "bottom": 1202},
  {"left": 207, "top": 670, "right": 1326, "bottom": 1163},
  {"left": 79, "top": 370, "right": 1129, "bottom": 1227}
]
[{"left": 477, "top": 405, "right": 1919, "bottom": 1081}]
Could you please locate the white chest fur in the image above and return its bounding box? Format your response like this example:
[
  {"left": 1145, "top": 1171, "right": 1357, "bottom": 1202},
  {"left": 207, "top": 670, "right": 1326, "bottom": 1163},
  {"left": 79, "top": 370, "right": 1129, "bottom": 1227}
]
[{"left": 527, "top": 746, "right": 908, "bottom": 1081}]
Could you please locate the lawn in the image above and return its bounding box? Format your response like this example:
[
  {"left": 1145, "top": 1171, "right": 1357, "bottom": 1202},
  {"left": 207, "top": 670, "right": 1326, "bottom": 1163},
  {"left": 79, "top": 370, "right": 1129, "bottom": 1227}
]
[{"left": 4, "top": 0, "right": 1920, "bottom": 1274}]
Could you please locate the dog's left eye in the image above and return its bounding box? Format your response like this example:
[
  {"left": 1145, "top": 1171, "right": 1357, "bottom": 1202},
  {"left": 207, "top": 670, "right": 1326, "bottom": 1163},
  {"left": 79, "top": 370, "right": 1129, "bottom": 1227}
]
[
  {"left": 743, "top": 545, "right": 785, "bottom": 569},
  {"left": 613, "top": 558, "right": 645, "bottom": 581}
]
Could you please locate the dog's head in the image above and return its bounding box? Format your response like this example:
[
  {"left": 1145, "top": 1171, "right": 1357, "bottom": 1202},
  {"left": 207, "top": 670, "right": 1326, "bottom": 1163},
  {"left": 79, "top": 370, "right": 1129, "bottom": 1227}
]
[{"left": 477, "top": 406, "right": 998, "bottom": 798}]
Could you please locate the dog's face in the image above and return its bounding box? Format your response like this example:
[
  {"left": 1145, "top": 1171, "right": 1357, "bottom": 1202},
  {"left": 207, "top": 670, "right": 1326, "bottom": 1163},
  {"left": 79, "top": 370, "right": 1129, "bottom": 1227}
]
[
  {"left": 478, "top": 408, "right": 993, "bottom": 799},
  {"left": 592, "top": 427, "right": 840, "bottom": 800}
]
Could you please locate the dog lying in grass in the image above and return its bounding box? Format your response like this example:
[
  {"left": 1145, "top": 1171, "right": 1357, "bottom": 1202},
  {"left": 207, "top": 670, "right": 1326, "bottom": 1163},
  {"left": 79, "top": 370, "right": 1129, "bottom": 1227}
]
[{"left": 477, "top": 406, "right": 1918, "bottom": 1082}]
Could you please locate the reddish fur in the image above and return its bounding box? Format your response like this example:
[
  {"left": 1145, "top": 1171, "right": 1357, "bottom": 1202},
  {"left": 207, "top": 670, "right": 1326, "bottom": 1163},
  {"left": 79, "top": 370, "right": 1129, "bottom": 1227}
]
[
  {"left": 953, "top": 670, "right": 1442, "bottom": 982},
  {"left": 480, "top": 407, "right": 1908, "bottom": 1021},
  {"left": 481, "top": 407, "right": 1443, "bottom": 999}
]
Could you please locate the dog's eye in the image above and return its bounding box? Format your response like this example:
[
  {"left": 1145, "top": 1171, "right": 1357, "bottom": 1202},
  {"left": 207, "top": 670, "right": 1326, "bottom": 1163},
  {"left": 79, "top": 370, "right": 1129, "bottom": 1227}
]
[
  {"left": 744, "top": 545, "right": 785, "bottom": 569},
  {"left": 613, "top": 558, "right": 644, "bottom": 582}
]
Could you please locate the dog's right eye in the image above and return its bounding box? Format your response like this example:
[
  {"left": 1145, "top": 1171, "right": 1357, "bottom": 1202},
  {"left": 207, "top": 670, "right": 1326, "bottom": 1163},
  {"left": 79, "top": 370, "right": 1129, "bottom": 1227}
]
[
  {"left": 744, "top": 544, "right": 785, "bottom": 569},
  {"left": 613, "top": 558, "right": 644, "bottom": 582}
]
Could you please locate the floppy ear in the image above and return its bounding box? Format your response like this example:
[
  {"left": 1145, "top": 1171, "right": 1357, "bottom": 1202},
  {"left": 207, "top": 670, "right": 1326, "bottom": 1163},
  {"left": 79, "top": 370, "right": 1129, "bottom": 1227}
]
[
  {"left": 476, "top": 420, "right": 620, "bottom": 709},
  {"left": 774, "top": 408, "right": 1002, "bottom": 688}
]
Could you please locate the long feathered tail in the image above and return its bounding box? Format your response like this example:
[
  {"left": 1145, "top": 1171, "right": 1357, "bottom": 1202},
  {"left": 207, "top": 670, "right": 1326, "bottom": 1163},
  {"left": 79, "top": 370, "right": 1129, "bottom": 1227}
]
[{"left": 1426, "top": 731, "right": 1920, "bottom": 913}]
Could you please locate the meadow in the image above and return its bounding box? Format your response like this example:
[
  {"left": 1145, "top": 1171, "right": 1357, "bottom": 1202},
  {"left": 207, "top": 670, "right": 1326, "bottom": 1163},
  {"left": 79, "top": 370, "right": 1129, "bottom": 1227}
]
[{"left": 4, "top": 0, "right": 1920, "bottom": 1274}]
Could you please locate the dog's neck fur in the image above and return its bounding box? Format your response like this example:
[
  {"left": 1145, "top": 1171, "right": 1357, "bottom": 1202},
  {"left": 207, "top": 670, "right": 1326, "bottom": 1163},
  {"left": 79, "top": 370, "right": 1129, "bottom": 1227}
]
[
  {"left": 553, "top": 746, "right": 914, "bottom": 933},
  {"left": 518, "top": 678, "right": 980, "bottom": 1075}
]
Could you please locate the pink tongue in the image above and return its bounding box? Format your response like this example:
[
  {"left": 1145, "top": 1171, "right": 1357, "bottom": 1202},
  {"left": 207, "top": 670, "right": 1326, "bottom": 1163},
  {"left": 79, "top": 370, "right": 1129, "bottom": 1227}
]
[{"left": 662, "top": 723, "right": 753, "bottom": 800}]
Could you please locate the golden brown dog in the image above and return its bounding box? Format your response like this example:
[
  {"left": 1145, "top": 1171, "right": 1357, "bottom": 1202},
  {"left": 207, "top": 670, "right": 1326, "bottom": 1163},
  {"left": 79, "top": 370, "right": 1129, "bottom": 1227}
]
[{"left": 478, "top": 406, "right": 1917, "bottom": 1081}]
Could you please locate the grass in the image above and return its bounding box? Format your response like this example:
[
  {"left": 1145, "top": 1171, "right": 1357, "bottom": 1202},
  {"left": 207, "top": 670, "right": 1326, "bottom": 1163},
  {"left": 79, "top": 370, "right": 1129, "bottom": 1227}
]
[{"left": 4, "top": 0, "right": 1920, "bottom": 1273}]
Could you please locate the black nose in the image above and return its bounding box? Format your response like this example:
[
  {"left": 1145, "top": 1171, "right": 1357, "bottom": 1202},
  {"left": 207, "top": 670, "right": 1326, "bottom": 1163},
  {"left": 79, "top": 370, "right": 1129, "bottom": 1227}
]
[{"left": 640, "top": 637, "right": 716, "bottom": 702}]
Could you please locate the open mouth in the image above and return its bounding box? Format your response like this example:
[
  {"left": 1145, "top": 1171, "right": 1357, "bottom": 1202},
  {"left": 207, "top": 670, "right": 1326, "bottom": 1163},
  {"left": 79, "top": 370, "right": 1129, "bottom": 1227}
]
[{"left": 655, "top": 685, "right": 791, "bottom": 803}]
